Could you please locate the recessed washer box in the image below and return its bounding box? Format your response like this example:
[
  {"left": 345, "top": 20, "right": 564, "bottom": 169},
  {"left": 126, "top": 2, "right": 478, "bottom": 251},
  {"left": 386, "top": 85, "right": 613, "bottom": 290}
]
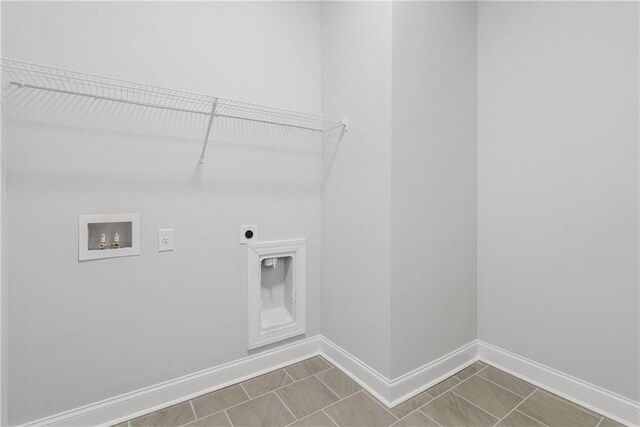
[
  {"left": 79, "top": 214, "right": 140, "bottom": 261},
  {"left": 247, "top": 239, "right": 306, "bottom": 350}
]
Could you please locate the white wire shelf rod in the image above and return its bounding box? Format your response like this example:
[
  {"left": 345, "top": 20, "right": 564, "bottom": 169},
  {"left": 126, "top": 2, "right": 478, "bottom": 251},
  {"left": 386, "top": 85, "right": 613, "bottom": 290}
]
[
  {"left": 217, "top": 100, "right": 339, "bottom": 123},
  {"left": 8, "top": 80, "right": 343, "bottom": 133},
  {"left": 214, "top": 113, "right": 325, "bottom": 133},
  {"left": 7, "top": 81, "right": 211, "bottom": 116},
  {"left": 1, "top": 60, "right": 213, "bottom": 102}
]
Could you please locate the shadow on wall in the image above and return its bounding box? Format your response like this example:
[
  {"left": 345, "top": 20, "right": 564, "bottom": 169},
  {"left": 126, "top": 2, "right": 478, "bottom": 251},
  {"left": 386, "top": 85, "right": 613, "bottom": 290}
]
[{"left": 3, "top": 85, "right": 329, "bottom": 196}]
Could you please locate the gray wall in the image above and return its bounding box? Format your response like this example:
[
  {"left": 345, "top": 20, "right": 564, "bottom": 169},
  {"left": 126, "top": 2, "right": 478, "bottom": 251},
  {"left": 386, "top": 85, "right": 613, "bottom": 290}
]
[
  {"left": 390, "top": 1, "right": 477, "bottom": 378},
  {"left": 2, "top": 2, "right": 323, "bottom": 424},
  {"left": 321, "top": 1, "right": 393, "bottom": 378},
  {"left": 321, "top": 1, "right": 478, "bottom": 380},
  {"left": 477, "top": 1, "right": 640, "bottom": 401}
]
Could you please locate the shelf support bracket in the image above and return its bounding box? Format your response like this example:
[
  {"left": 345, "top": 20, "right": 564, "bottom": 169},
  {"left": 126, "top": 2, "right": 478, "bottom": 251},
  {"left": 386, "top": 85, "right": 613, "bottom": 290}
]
[
  {"left": 199, "top": 98, "right": 219, "bottom": 165},
  {"left": 341, "top": 118, "right": 349, "bottom": 133},
  {"left": 336, "top": 118, "right": 348, "bottom": 144}
]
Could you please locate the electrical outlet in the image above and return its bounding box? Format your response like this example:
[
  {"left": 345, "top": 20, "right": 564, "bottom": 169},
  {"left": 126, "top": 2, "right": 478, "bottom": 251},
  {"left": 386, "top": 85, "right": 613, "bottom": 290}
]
[
  {"left": 158, "top": 229, "right": 174, "bottom": 252},
  {"left": 240, "top": 225, "right": 258, "bottom": 244}
]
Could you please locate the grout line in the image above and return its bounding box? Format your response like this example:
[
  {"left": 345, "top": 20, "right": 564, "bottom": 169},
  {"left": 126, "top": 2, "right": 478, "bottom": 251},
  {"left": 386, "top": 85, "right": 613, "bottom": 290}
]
[
  {"left": 515, "top": 409, "right": 551, "bottom": 427},
  {"left": 283, "top": 369, "right": 296, "bottom": 383},
  {"left": 273, "top": 389, "right": 298, "bottom": 421},
  {"left": 472, "top": 373, "right": 527, "bottom": 399},
  {"left": 490, "top": 388, "right": 541, "bottom": 427},
  {"left": 450, "top": 390, "right": 500, "bottom": 421},
  {"left": 314, "top": 373, "right": 342, "bottom": 401},
  {"left": 232, "top": 364, "right": 362, "bottom": 427},
  {"left": 213, "top": 390, "right": 269, "bottom": 414},
  {"left": 321, "top": 409, "right": 339, "bottom": 427},
  {"left": 428, "top": 362, "right": 486, "bottom": 400},
  {"left": 315, "top": 364, "right": 334, "bottom": 376},
  {"left": 224, "top": 410, "right": 234, "bottom": 427},
  {"left": 595, "top": 416, "right": 605, "bottom": 427},
  {"left": 188, "top": 400, "right": 197, "bottom": 420},
  {"left": 238, "top": 383, "right": 250, "bottom": 400},
  {"left": 537, "top": 388, "right": 602, "bottom": 419},
  {"left": 454, "top": 362, "right": 489, "bottom": 382},
  {"left": 180, "top": 411, "right": 230, "bottom": 427},
  {"left": 360, "top": 390, "right": 400, "bottom": 420},
  {"left": 387, "top": 394, "right": 435, "bottom": 424},
  {"left": 283, "top": 408, "right": 327, "bottom": 427},
  {"left": 252, "top": 370, "right": 329, "bottom": 400},
  {"left": 422, "top": 411, "right": 445, "bottom": 427},
  {"left": 393, "top": 407, "right": 441, "bottom": 427},
  {"left": 322, "top": 408, "right": 341, "bottom": 427},
  {"left": 322, "top": 388, "right": 365, "bottom": 412},
  {"left": 482, "top": 364, "right": 606, "bottom": 423},
  {"left": 463, "top": 364, "right": 489, "bottom": 379},
  {"left": 476, "top": 371, "right": 534, "bottom": 399},
  {"left": 423, "top": 378, "right": 459, "bottom": 400}
]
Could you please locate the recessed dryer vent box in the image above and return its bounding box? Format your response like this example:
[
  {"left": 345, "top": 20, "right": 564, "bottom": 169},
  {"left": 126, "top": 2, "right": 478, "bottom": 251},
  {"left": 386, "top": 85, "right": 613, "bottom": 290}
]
[
  {"left": 79, "top": 214, "right": 140, "bottom": 261},
  {"left": 247, "top": 239, "right": 306, "bottom": 350}
]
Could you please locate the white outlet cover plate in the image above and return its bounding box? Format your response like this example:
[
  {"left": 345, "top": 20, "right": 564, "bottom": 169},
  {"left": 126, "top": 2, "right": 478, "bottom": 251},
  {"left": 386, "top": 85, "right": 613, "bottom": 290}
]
[
  {"left": 158, "top": 229, "right": 174, "bottom": 252},
  {"left": 240, "top": 225, "right": 258, "bottom": 244}
]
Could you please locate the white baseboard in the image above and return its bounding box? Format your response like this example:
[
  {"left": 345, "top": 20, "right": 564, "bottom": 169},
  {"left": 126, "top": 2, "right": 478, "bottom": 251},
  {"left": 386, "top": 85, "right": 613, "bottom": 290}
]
[
  {"left": 318, "top": 337, "right": 478, "bottom": 407},
  {"left": 477, "top": 340, "right": 640, "bottom": 427},
  {"left": 22, "top": 336, "right": 322, "bottom": 427},
  {"left": 387, "top": 340, "right": 478, "bottom": 406},
  {"left": 18, "top": 337, "right": 639, "bottom": 427},
  {"left": 20, "top": 336, "right": 476, "bottom": 427},
  {"left": 318, "top": 336, "right": 393, "bottom": 404}
]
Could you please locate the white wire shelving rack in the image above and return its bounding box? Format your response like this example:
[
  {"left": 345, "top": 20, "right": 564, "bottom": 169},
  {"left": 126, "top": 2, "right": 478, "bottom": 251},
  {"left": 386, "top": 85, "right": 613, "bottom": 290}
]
[{"left": 0, "top": 58, "right": 348, "bottom": 163}]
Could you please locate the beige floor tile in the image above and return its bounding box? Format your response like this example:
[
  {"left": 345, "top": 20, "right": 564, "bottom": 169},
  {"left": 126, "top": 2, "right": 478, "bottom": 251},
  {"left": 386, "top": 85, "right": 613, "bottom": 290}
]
[
  {"left": 538, "top": 390, "right": 601, "bottom": 418},
  {"left": 243, "top": 370, "right": 294, "bottom": 398},
  {"left": 130, "top": 401, "right": 195, "bottom": 427},
  {"left": 392, "top": 411, "right": 440, "bottom": 427},
  {"left": 191, "top": 384, "right": 249, "bottom": 418},
  {"left": 363, "top": 390, "right": 388, "bottom": 406},
  {"left": 319, "top": 357, "right": 334, "bottom": 368},
  {"left": 451, "top": 375, "right": 523, "bottom": 418},
  {"left": 323, "top": 391, "right": 397, "bottom": 427},
  {"left": 276, "top": 376, "right": 340, "bottom": 419},
  {"left": 226, "top": 392, "right": 295, "bottom": 427},
  {"left": 497, "top": 410, "right": 545, "bottom": 427},
  {"left": 112, "top": 423, "right": 129, "bottom": 427},
  {"left": 316, "top": 368, "right": 362, "bottom": 398},
  {"left": 284, "top": 357, "right": 331, "bottom": 381},
  {"left": 425, "top": 376, "right": 461, "bottom": 398},
  {"left": 518, "top": 390, "right": 601, "bottom": 427},
  {"left": 420, "top": 392, "right": 498, "bottom": 427},
  {"left": 289, "top": 410, "right": 337, "bottom": 427},
  {"left": 600, "top": 417, "right": 627, "bottom": 427},
  {"left": 183, "top": 411, "right": 232, "bottom": 427},
  {"left": 455, "top": 362, "right": 487, "bottom": 381},
  {"left": 477, "top": 367, "right": 536, "bottom": 398},
  {"left": 390, "top": 391, "right": 433, "bottom": 418}
]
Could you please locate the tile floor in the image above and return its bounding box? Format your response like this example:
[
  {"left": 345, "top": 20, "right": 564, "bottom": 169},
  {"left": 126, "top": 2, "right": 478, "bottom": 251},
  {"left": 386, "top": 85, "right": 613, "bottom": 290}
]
[{"left": 115, "top": 357, "right": 626, "bottom": 427}]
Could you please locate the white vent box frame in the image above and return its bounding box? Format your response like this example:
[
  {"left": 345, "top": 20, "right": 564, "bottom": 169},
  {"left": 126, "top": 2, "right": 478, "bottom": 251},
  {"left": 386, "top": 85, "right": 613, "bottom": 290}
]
[
  {"left": 79, "top": 214, "right": 140, "bottom": 261},
  {"left": 247, "top": 239, "right": 306, "bottom": 350}
]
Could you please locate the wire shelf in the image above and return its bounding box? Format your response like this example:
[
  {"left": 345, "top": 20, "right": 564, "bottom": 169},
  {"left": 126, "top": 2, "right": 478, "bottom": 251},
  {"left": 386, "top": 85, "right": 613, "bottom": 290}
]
[{"left": 1, "top": 57, "right": 347, "bottom": 163}]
